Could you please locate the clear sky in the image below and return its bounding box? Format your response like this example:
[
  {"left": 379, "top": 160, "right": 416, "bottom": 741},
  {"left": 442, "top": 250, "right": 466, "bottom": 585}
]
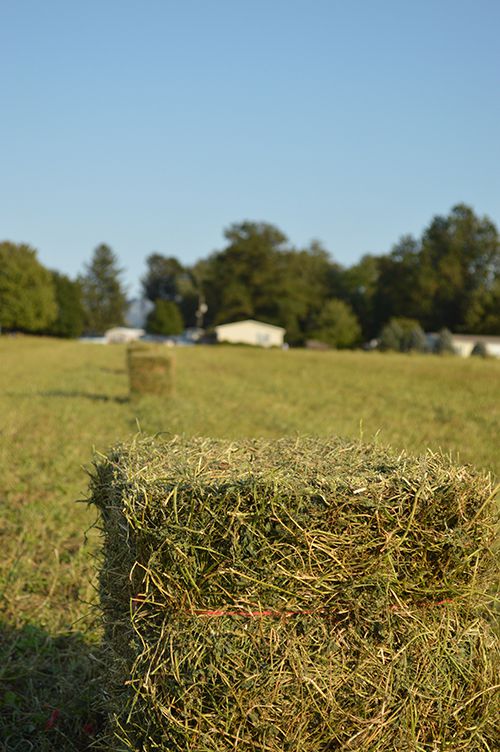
[{"left": 1, "top": 0, "right": 499, "bottom": 296}]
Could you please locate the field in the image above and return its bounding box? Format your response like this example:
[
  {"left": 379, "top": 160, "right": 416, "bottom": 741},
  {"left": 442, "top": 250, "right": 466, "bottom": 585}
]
[{"left": 1, "top": 337, "right": 499, "bottom": 750}]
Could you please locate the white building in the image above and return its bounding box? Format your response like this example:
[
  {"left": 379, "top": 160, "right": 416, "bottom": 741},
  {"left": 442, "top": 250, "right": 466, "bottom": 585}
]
[
  {"left": 215, "top": 319, "right": 286, "bottom": 348},
  {"left": 450, "top": 334, "right": 500, "bottom": 358},
  {"left": 105, "top": 327, "right": 145, "bottom": 344}
]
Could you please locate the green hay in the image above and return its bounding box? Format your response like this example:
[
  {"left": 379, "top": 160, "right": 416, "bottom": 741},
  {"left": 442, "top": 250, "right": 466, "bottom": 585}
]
[
  {"left": 127, "top": 348, "right": 175, "bottom": 398},
  {"left": 90, "top": 436, "right": 499, "bottom": 751},
  {"left": 126, "top": 340, "right": 153, "bottom": 353},
  {"left": 126, "top": 340, "right": 154, "bottom": 374}
]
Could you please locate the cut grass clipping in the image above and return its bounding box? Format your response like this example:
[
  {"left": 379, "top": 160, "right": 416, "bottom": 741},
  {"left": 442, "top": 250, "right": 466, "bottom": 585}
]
[
  {"left": 90, "top": 436, "right": 499, "bottom": 751},
  {"left": 127, "top": 344, "right": 174, "bottom": 399}
]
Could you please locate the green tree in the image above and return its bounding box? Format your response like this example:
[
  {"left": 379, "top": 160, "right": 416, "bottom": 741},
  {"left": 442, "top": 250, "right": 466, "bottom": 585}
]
[
  {"left": 142, "top": 253, "right": 202, "bottom": 328},
  {"left": 433, "top": 328, "right": 456, "bottom": 355},
  {"left": 419, "top": 204, "right": 499, "bottom": 331},
  {"left": 338, "top": 254, "right": 380, "bottom": 339},
  {"left": 199, "top": 224, "right": 340, "bottom": 345},
  {"left": 277, "top": 242, "right": 339, "bottom": 346},
  {"left": 369, "top": 205, "right": 500, "bottom": 335},
  {"left": 378, "top": 319, "right": 402, "bottom": 352},
  {"left": 310, "top": 299, "right": 361, "bottom": 348},
  {"left": 202, "top": 222, "right": 288, "bottom": 326},
  {"left": 379, "top": 318, "right": 427, "bottom": 353},
  {"left": 462, "top": 275, "right": 500, "bottom": 334},
  {"left": 407, "top": 325, "right": 428, "bottom": 352},
  {"left": 470, "top": 341, "right": 488, "bottom": 358},
  {"left": 48, "top": 271, "right": 85, "bottom": 338},
  {"left": 372, "top": 236, "right": 431, "bottom": 333},
  {"left": 142, "top": 254, "right": 184, "bottom": 302},
  {"left": 0, "top": 241, "right": 57, "bottom": 332},
  {"left": 79, "top": 244, "right": 127, "bottom": 334},
  {"left": 146, "top": 300, "right": 184, "bottom": 335}
]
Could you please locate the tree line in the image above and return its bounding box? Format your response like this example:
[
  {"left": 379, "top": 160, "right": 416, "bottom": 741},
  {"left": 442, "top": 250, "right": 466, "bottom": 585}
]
[{"left": 1, "top": 203, "right": 499, "bottom": 346}]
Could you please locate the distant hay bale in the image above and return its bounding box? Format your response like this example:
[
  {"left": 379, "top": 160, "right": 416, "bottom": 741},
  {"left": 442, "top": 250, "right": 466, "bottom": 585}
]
[
  {"left": 126, "top": 340, "right": 153, "bottom": 371},
  {"left": 125, "top": 339, "right": 154, "bottom": 368},
  {"left": 126, "top": 340, "right": 152, "bottom": 352},
  {"left": 90, "top": 437, "right": 499, "bottom": 751},
  {"left": 127, "top": 347, "right": 174, "bottom": 398}
]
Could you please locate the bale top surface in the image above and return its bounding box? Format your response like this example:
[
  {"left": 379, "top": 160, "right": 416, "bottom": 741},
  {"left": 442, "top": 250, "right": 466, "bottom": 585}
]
[{"left": 92, "top": 435, "right": 498, "bottom": 612}]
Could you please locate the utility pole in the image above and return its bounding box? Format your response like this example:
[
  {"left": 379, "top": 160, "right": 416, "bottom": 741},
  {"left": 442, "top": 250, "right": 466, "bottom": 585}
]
[{"left": 196, "top": 298, "right": 208, "bottom": 329}]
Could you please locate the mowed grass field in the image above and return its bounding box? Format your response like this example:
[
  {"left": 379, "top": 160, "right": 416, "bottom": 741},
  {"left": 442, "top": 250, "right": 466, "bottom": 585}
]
[{"left": 1, "top": 337, "right": 499, "bottom": 750}]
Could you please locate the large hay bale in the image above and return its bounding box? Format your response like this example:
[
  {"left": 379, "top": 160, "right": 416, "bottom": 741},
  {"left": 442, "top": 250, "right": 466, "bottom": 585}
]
[
  {"left": 90, "top": 437, "right": 499, "bottom": 751},
  {"left": 127, "top": 347, "right": 174, "bottom": 398}
]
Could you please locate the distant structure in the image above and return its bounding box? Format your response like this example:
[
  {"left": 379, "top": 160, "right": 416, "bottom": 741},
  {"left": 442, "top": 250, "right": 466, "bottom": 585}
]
[
  {"left": 449, "top": 334, "right": 500, "bottom": 358},
  {"left": 215, "top": 319, "right": 286, "bottom": 348},
  {"left": 105, "top": 327, "right": 145, "bottom": 344},
  {"left": 305, "top": 339, "right": 330, "bottom": 351},
  {"left": 125, "top": 299, "right": 154, "bottom": 329}
]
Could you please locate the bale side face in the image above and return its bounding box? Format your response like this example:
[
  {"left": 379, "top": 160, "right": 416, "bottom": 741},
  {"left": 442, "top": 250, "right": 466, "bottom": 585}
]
[
  {"left": 127, "top": 350, "right": 174, "bottom": 398},
  {"left": 90, "top": 437, "right": 499, "bottom": 751}
]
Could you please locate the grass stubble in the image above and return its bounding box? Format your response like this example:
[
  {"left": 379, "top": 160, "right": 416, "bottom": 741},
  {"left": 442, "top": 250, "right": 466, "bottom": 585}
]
[{"left": 0, "top": 337, "right": 498, "bottom": 750}]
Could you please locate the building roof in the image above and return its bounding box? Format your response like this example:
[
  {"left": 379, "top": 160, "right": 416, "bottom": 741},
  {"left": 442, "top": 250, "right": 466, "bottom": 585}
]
[
  {"left": 105, "top": 327, "right": 145, "bottom": 336},
  {"left": 451, "top": 334, "right": 500, "bottom": 344},
  {"left": 214, "top": 319, "right": 286, "bottom": 333}
]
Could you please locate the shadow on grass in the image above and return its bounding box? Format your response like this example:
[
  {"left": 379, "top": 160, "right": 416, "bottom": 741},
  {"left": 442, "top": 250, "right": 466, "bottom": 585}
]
[
  {"left": 0, "top": 622, "right": 104, "bottom": 751},
  {"left": 8, "top": 390, "right": 129, "bottom": 404},
  {"left": 40, "top": 390, "right": 129, "bottom": 404},
  {"left": 99, "top": 367, "right": 127, "bottom": 375}
]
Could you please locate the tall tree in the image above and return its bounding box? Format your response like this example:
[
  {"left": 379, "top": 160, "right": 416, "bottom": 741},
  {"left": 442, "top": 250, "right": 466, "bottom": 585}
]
[
  {"left": 146, "top": 300, "right": 184, "bottom": 336},
  {"left": 197, "top": 224, "right": 344, "bottom": 344},
  {"left": 463, "top": 276, "right": 500, "bottom": 334},
  {"left": 276, "top": 242, "right": 338, "bottom": 345},
  {"left": 338, "top": 254, "right": 380, "bottom": 339},
  {"left": 142, "top": 253, "right": 199, "bottom": 328},
  {"left": 372, "top": 235, "right": 429, "bottom": 333},
  {"left": 369, "top": 205, "right": 500, "bottom": 334},
  {"left": 310, "top": 299, "right": 361, "bottom": 348},
  {"left": 0, "top": 241, "right": 57, "bottom": 332},
  {"left": 79, "top": 244, "right": 127, "bottom": 334},
  {"left": 142, "top": 254, "right": 185, "bottom": 302},
  {"left": 202, "top": 222, "right": 288, "bottom": 326},
  {"left": 420, "top": 204, "right": 500, "bottom": 331},
  {"left": 48, "top": 271, "right": 85, "bottom": 338}
]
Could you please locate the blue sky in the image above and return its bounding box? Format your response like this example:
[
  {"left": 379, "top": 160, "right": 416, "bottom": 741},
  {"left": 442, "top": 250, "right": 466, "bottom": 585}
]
[{"left": 1, "top": 0, "right": 499, "bottom": 295}]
